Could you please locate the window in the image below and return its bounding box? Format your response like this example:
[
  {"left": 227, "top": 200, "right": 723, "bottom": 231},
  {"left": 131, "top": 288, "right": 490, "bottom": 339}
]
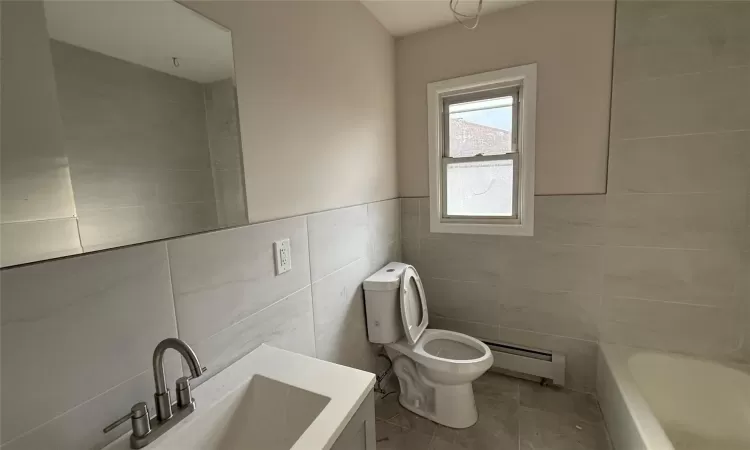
[{"left": 427, "top": 64, "right": 536, "bottom": 235}]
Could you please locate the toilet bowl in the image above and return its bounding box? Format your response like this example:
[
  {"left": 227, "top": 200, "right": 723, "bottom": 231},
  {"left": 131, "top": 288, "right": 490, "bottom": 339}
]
[
  {"left": 386, "top": 329, "right": 493, "bottom": 428},
  {"left": 363, "top": 262, "right": 494, "bottom": 429}
]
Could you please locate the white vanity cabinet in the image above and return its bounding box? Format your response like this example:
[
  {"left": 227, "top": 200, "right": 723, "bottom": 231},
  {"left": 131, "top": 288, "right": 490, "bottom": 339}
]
[{"left": 330, "top": 391, "right": 376, "bottom": 450}]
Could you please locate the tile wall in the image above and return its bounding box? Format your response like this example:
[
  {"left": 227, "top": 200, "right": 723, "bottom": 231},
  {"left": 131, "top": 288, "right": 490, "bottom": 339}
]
[
  {"left": 401, "top": 0, "right": 750, "bottom": 393},
  {"left": 0, "top": 198, "right": 400, "bottom": 450}
]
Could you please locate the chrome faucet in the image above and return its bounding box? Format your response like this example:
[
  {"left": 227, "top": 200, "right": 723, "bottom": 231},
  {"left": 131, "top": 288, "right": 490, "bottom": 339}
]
[
  {"left": 104, "top": 338, "right": 206, "bottom": 449},
  {"left": 152, "top": 338, "right": 204, "bottom": 421}
]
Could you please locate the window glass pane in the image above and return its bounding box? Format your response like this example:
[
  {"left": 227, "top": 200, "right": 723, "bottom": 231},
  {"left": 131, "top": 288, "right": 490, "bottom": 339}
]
[
  {"left": 447, "top": 96, "right": 513, "bottom": 157},
  {"left": 446, "top": 159, "right": 513, "bottom": 217}
]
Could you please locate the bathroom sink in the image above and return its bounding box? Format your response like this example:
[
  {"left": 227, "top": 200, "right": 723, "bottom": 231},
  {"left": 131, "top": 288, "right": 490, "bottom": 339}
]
[
  {"left": 160, "top": 375, "right": 330, "bottom": 450},
  {"left": 103, "top": 345, "right": 374, "bottom": 450}
]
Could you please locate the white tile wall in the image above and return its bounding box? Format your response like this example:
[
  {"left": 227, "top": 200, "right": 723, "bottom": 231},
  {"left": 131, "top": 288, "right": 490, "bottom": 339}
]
[
  {"left": 610, "top": 66, "right": 750, "bottom": 140},
  {"left": 613, "top": 1, "right": 750, "bottom": 83},
  {"left": 607, "top": 131, "right": 750, "bottom": 195},
  {"left": 604, "top": 192, "right": 746, "bottom": 250},
  {"left": 309, "top": 198, "right": 401, "bottom": 372},
  {"left": 167, "top": 217, "right": 311, "bottom": 345},
  {"left": 0, "top": 244, "right": 181, "bottom": 447},
  {"left": 189, "top": 287, "right": 317, "bottom": 380},
  {"left": 312, "top": 257, "right": 375, "bottom": 371},
  {"left": 307, "top": 204, "right": 370, "bottom": 282},
  {"left": 603, "top": 246, "right": 741, "bottom": 306},
  {"left": 533, "top": 195, "right": 607, "bottom": 246},
  {"left": 600, "top": 295, "right": 742, "bottom": 359},
  {"left": 0, "top": 198, "right": 400, "bottom": 449}
]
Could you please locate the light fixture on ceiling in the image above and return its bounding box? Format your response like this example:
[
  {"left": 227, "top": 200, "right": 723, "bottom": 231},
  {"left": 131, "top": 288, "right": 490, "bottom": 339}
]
[{"left": 449, "top": 0, "right": 483, "bottom": 30}]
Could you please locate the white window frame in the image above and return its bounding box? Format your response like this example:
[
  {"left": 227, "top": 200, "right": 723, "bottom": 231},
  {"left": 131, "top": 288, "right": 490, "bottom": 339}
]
[{"left": 427, "top": 64, "right": 537, "bottom": 236}]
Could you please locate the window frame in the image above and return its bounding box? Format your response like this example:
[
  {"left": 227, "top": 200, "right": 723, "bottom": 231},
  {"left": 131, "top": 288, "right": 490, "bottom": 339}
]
[{"left": 427, "top": 64, "right": 537, "bottom": 236}]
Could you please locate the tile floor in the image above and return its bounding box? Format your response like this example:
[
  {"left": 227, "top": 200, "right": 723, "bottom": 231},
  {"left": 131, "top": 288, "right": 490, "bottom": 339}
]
[{"left": 375, "top": 372, "right": 613, "bottom": 450}]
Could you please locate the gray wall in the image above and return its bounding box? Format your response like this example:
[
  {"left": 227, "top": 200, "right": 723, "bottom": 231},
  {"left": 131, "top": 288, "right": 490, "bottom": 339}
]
[
  {"left": 401, "top": 0, "right": 750, "bottom": 392},
  {"left": 0, "top": 198, "right": 400, "bottom": 450},
  {"left": 0, "top": 1, "right": 82, "bottom": 266},
  {"left": 51, "top": 39, "right": 221, "bottom": 252}
]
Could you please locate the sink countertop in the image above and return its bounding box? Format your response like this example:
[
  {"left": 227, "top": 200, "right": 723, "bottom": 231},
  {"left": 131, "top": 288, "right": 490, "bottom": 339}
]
[{"left": 103, "top": 344, "right": 376, "bottom": 450}]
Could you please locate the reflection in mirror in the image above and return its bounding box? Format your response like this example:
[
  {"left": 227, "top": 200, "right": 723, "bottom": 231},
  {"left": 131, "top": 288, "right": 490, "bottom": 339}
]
[{"left": 0, "top": 0, "right": 247, "bottom": 267}]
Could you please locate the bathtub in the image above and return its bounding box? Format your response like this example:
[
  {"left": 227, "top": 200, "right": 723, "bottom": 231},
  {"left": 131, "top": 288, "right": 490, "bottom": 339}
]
[{"left": 597, "top": 344, "right": 750, "bottom": 450}]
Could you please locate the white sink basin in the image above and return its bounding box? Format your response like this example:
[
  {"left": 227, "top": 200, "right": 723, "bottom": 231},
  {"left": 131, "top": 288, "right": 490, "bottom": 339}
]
[
  {"left": 167, "top": 375, "right": 330, "bottom": 450},
  {"left": 104, "top": 345, "right": 374, "bottom": 450}
]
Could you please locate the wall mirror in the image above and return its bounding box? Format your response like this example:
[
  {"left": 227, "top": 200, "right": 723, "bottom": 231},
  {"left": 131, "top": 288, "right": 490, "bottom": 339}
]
[{"left": 0, "top": 0, "right": 247, "bottom": 268}]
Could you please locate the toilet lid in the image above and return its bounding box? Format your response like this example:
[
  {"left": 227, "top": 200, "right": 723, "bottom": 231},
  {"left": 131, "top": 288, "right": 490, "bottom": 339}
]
[{"left": 399, "top": 265, "right": 429, "bottom": 345}]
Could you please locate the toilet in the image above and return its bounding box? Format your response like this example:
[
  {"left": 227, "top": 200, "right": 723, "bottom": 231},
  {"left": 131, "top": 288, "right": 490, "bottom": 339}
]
[{"left": 363, "top": 262, "right": 493, "bottom": 429}]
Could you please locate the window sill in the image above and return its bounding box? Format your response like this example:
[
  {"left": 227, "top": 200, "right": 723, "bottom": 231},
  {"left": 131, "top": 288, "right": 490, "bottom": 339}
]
[{"left": 429, "top": 216, "right": 534, "bottom": 236}]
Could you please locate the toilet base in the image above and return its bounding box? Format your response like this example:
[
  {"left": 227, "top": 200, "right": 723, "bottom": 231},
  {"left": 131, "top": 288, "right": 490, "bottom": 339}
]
[{"left": 397, "top": 380, "right": 478, "bottom": 429}]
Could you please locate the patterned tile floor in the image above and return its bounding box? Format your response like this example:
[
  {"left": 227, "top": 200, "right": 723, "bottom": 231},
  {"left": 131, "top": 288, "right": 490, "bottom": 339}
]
[{"left": 375, "top": 372, "right": 613, "bottom": 450}]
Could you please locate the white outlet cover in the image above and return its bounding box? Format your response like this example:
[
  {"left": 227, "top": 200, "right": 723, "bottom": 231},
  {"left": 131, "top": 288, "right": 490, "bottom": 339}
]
[{"left": 274, "top": 239, "right": 292, "bottom": 275}]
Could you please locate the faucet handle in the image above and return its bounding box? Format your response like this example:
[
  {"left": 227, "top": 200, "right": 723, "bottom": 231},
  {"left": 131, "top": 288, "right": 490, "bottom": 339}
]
[
  {"left": 175, "top": 367, "right": 206, "bottom": 409},
  {"left": 103, "top": 402, "right": 151, "bottom": 438}
]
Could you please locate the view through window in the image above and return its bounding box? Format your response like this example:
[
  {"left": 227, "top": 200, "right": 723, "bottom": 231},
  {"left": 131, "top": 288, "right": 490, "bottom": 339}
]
[{"left": 444, "top": 93, "right": 517, "bottom": 217}]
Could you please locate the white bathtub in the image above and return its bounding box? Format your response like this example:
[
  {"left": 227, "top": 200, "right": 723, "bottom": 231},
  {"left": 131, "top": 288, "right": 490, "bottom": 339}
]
[{"left": 597, "top": 344, "right": 750, "bottom": 450}]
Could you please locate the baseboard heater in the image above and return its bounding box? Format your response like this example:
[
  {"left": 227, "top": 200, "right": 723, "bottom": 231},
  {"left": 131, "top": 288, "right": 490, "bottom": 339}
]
[{"left": 482, "top": 340, "right": 566, "bottom": 387}]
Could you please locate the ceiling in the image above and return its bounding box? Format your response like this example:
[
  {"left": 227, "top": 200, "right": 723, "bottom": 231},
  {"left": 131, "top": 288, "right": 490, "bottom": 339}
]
[
  {"left": 43, "top": 0, "right": 234, "bottom": 84},
  {"left": 361, "top": 0, "right": 533, "bottom": 37}
]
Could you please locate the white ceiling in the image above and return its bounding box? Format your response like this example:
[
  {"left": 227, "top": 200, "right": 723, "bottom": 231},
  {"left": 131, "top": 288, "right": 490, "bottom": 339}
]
[
  {"left": 362, "top": 0, "right": 532, "bottom": 37},
  {"left": 43, "top": 0, "right": 234, "bottom": 84}
]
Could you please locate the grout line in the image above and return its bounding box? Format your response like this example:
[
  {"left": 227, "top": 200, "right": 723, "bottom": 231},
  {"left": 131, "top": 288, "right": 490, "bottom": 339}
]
[
  {"left": 426, "top": 276, "right": 601, "bottom": 295},
  {"left": 613, "top": 63, "right": 750, "bottom": 86},
  {"left": 303, "top": 215, "right": 317, "bottom": 358},
  {"left": 193, "top": 283, "right": 313, "bottom": 346},
  {"left": 313, "top": 255, "right": 367, "bottom": 285},
  {"left": 606, "top": 295, "right": 738, "bottom": 309},
  {"left": 439, "top": 315, "right": 600, "bottom": 345},
  {"left": 618, "top": 128, "right": 750, "bottom": 142},
  {"left": 606, "top": 191, "right": 749, "bottom": 196},
  {"left": 603, "top": 244, "right": 735, "bottom": 252}
]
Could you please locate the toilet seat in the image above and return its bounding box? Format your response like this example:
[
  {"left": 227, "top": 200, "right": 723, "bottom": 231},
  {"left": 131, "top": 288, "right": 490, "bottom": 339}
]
[
  {"left": 389, "top": 265, "right": 492, "bottom": 375},
  {"left": 399, "top": 265, "right": 429, "bottom": 345},
  {"left": 387, "top": 329, "right": 493, "bottom": 375}
]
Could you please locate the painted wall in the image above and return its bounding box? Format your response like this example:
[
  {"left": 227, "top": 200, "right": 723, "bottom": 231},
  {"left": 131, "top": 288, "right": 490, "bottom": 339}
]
[
  {"left": 396, "top": 0, "right": 616, "bottom": 197},
  {"left": 0, "top": 2, "right": 398, "bottom": 449},
  {"left": 402, "top": 0, "right": 750, "bottom": 392},
  {"left": 189, "top": 0, "right": 398, "bottom": 223}
]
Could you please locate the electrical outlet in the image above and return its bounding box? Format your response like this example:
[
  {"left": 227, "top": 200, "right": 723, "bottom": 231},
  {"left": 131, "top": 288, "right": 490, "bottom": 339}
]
[{"left": 274, "top": 239, "right": 292, "bottom": 275}]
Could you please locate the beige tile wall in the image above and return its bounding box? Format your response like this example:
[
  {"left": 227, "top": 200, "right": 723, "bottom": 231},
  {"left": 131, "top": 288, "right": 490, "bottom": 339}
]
[
  {"left": 604, "top": 0, "right": 749, "bottom": 362},
  {"left": 401, "top": 0, "right": 750, "bottom": 393},
  {"left": 0, "top": 198, "right": 400, "bottom": 450},
  {"left": 403, "top": 197, "right": 606, "bottom": 392}
]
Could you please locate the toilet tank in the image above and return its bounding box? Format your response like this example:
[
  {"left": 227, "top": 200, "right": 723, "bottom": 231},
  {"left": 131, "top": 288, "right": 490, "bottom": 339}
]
[{"left": 363, "top": 262, "right": 409, "bottom": 344}]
